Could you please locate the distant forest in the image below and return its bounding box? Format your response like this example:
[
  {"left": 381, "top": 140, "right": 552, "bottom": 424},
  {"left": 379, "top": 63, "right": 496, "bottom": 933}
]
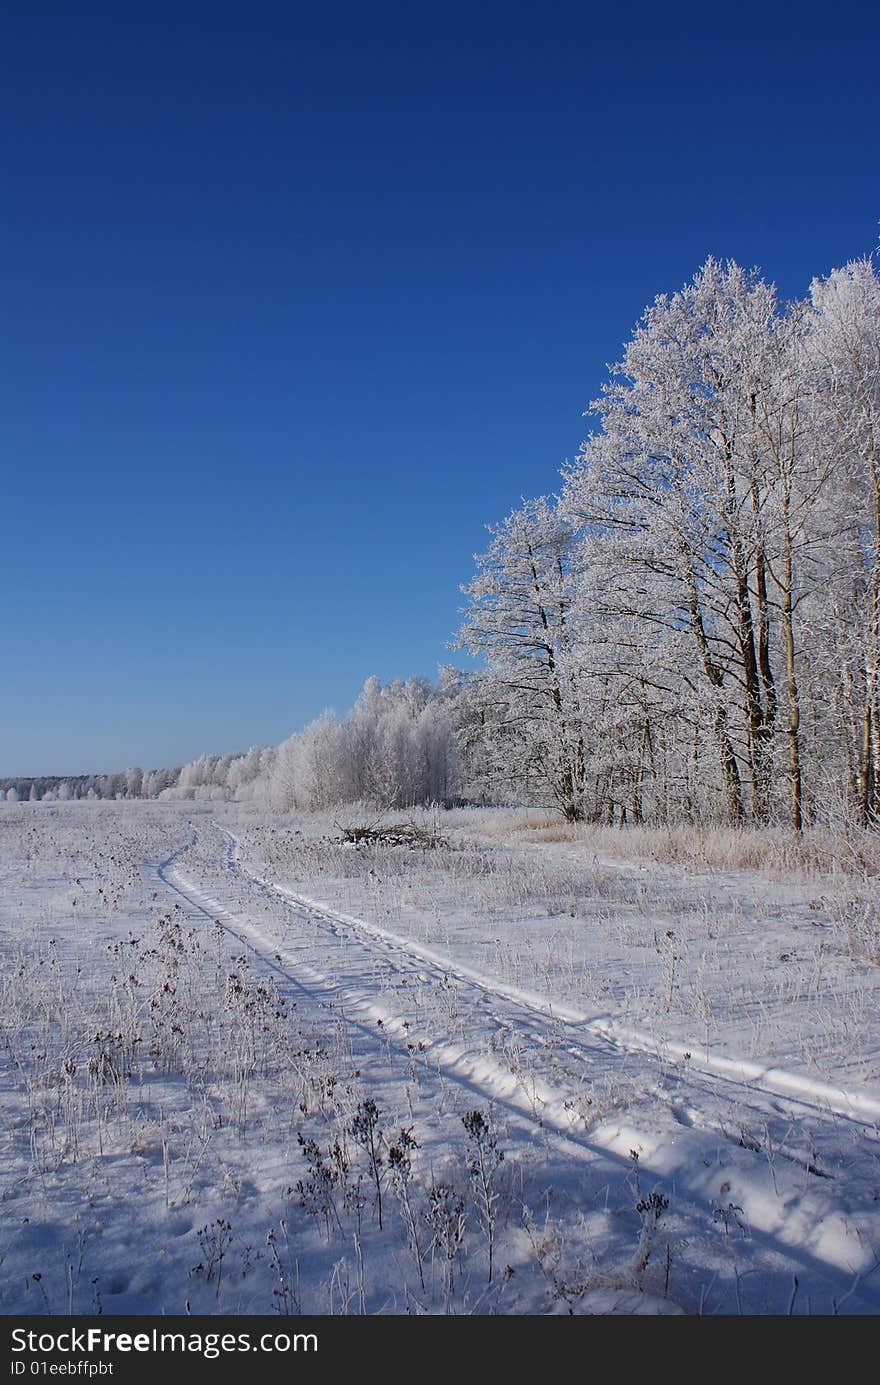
[{"left": 0, "top": 768, "right": 181, "bottom": 803}]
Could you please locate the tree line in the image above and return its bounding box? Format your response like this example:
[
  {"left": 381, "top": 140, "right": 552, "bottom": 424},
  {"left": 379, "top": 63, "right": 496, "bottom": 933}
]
[
  {"left": 1, "top": 675, "right": 462, "bottom": 812},
  {"left": 459, "top": 255, "right": 880, "bottom": 829},
  {"left": 6, "top": 252, "right": 877, "bottom": 830}
]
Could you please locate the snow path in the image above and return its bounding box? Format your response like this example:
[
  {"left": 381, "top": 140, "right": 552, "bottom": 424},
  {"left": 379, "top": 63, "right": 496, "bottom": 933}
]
[
  {"left": 5, "top": 803, "right": 879, "bottom": 1314},
  {"left": 153, "top": 824, "right": 880, "bottom": 1297},
  {"left": 160, "top": 843, "right": 591, "bottom": 1143},
  {"left": 223, "top": 828, "right": 880, "bottom": 1131}
]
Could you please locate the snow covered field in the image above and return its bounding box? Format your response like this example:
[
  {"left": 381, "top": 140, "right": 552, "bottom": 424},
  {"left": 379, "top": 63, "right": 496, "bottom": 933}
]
[{"left": 1, "top": 800, "right": 879, "bottom": 1316}]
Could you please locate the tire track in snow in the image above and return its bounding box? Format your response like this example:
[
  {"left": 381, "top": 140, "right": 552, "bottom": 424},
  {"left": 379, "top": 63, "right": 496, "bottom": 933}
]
[
  {"left": 156, "top": 845, "right": 594, "bottom": 1146},
  {"left": 154, "top": 827, "right": 880, "bottom": 1294},
  {"left": 222, "top": 828, "right": 880, "bottom": 1133}
]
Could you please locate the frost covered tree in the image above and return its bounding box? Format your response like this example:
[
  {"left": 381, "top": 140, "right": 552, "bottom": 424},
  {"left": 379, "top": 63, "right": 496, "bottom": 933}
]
[
  {"left": 457, "top": 498, "right": 589, "bottom": 819},
  {"left": 261, "top": 676, "right": 459, "bottom": 812},
  {"left": 461, "top": 251, "right": 879, "bottom": 828},
  {"left": 807, "top": 258, "right": 880, "bottom": 825},
  {"left": 557, "top": 258, "right": 862, "bottom": 826},
  {"left": 561, "top": 262, "right": 791, "bottom": 821}
]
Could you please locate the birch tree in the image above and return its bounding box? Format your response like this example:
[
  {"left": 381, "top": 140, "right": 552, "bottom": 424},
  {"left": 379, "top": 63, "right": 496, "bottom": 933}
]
[
  {"left": 457, "top": 498, "right": 589, "bottom": 819},
  {"left": 807, "top": 258, "right": 880, "bottom": 825},
  {"left": 563, "top": 259, "right": 797, "bottom": 823}
]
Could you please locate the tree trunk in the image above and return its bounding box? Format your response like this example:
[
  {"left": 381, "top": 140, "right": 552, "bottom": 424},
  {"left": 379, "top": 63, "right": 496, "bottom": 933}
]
[
  {"left": 779, "top": 485, "right": 803, "bottom": 831},
  {"left": 858, "top": 462, "right": 880, "bottom": 826},
  {"left": 684, "top": 553, "right": 745, "bottom": 822}
]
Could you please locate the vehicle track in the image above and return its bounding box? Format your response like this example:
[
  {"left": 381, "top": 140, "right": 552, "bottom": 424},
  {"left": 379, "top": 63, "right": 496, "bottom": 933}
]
[
  {"left": 219, "top": 826, "right": 880, "bottom": 1133},
  {"left": 153, "top": 824, "right": 880, "bottom": 1299}
]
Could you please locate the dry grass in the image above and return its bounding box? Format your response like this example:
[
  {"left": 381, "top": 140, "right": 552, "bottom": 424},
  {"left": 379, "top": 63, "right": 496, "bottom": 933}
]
[
  {"left": 475, "top": 813, "right": 880, "bottom": 881},
  {"left": 241, "top": 801, "right": 880, "bottom": 890}
]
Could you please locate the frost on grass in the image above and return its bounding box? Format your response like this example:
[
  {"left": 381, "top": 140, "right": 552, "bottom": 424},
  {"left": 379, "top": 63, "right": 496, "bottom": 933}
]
[{"left": 1, "top": 801, "right": 879, "bottom": 1315}]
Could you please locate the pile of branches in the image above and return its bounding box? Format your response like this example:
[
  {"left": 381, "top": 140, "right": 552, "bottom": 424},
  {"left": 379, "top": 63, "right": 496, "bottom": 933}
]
[{"left": 339, "top": 822, "right": 447, "bottom": 850}]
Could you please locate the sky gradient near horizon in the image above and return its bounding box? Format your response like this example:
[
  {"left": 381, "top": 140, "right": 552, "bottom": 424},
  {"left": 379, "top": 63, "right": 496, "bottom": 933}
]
[{"left": 3, "top": 1, "right": 878, "bottom": 775}]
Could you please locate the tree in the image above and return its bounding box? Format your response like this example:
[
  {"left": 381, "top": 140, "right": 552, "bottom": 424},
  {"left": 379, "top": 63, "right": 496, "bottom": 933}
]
[
  {"left": 563, "top": 259, "right": 803, "bottom": 824},
  {"left": 457, "top": 497, "right": 589, "bottom": 820},
  {"left": 807, "top": 258, "right": 880, "bottom": 825}
]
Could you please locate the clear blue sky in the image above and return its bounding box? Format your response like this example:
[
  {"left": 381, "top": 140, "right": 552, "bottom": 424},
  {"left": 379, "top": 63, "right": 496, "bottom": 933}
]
[{"left": 3, "top": 1, "right": 878, "bottom": 775}]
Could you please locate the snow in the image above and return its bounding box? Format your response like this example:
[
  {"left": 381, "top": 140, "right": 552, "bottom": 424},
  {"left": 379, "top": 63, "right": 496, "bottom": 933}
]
[{"left": 1, "top": 800, "right": 878, "bottom": 1316}]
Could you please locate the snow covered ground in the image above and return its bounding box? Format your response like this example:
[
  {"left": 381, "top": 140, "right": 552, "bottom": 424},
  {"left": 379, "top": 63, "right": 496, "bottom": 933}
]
[{"left": 1, "top": 800, "right": 878, "bottom": 1316}]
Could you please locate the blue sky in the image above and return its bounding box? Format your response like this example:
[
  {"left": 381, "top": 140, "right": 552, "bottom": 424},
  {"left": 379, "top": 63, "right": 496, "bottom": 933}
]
[{"left": 3, "top": 1, "right": 878, "bottom": 775}]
